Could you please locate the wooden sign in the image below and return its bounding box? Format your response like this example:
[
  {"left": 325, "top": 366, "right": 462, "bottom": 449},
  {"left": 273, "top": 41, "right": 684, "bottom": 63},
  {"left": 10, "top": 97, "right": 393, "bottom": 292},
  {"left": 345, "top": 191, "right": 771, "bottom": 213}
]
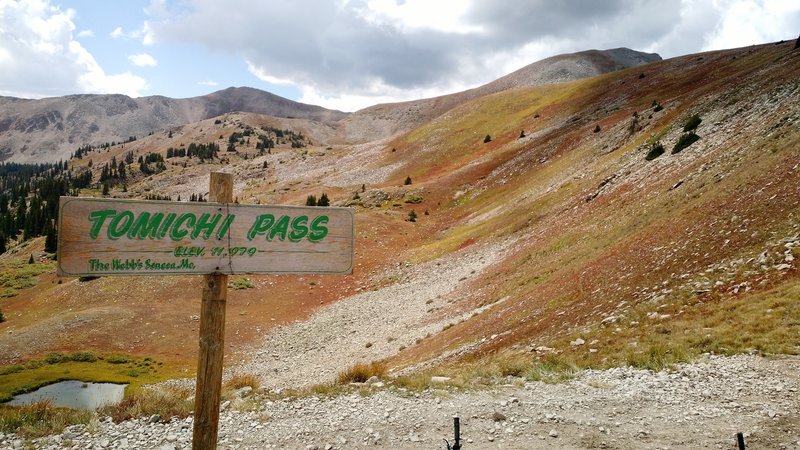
[{"left": 57, "top": 197, "right": 354, "bottom": 276}]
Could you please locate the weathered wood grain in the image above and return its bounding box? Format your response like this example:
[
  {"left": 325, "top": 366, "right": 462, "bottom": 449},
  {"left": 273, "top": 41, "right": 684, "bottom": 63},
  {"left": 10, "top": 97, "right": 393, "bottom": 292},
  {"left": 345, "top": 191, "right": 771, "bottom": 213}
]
[
  {"left": 193, "top": 172, "right": 233, "bottom": 450},
  {"left": 57, "top": 194, "right": 354, "bottom": 276}
]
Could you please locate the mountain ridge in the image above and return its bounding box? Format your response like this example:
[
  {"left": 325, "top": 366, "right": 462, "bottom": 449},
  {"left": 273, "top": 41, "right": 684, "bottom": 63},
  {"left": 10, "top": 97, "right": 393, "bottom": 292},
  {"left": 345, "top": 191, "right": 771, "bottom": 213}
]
[{"left": 0, "top": 47, "right": 659, "bottom": 163}]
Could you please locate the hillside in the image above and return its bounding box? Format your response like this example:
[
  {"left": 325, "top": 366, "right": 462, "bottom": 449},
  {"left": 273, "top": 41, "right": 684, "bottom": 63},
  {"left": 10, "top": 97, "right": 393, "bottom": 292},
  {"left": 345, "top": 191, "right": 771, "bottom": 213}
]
[
  {"left": 0, "top": 48, "right": 657, "bottom": 164},
  {"left": 0, "top": 41, "right": 799, "bottom": 447},
  {"left": 338, "top": 47, "right": 661, "bottom": 143},
  {"left": 0, "top": 87, "right": 347, "bottom": 163}
]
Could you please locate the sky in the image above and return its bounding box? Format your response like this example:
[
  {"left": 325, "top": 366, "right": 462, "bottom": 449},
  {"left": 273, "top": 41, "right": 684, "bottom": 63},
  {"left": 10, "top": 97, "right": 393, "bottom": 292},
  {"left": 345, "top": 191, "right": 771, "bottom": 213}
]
[{"left": 1, "top": 0, "right": 798, "bottom": 112}]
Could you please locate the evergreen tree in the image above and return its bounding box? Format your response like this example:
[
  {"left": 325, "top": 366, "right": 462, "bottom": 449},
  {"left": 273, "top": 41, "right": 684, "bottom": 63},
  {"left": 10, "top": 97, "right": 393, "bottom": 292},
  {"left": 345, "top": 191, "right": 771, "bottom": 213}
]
[
  {"left": 15, "top": 198, "right": 26, "bottom": 232},
  {"left": 44, "top": 223, "right": 57, "bottom": 253},
  {"left": 318, "top": 193, "right": 330, "bottom": 207},
  {"left": 305, "top": 195, "right": 317, "bottom": 206}
]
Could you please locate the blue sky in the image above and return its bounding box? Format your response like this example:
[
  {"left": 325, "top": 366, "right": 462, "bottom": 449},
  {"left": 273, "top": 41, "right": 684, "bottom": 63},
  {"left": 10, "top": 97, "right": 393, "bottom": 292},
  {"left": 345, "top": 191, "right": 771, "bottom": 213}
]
[
  {"left": 1, "top": 0, "right": 798, "bottom": 111},
  {"left": 48, "top": 0, "right": 302, "bottom": 100}
]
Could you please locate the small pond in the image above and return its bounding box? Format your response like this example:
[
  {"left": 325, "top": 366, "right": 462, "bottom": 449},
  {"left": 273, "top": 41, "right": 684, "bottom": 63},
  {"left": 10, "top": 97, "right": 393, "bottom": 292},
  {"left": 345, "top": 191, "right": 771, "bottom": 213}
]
[{"left": 7, "top": 380, "right": 127, "bottom": 410}]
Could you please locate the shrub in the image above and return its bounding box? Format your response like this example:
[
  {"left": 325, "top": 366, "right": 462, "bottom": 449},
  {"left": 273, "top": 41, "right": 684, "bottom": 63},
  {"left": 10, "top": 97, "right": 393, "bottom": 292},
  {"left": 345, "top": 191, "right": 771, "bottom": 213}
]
[
  {"left": 106, "top": 355, "right": 130, "bottom": 364},
  {"left": 404, "top": 193, "right": 423, "bottom": 204},
  {"left": 403, "top": 176, "right": 412, "bottom": 185},
  {"left": 644, "top": 142, "right": 665, "bottom": 161},
  {"left": 229, "top": 277, "right": 254, "bottom": 290},
  {"left": 0, "top": 365, "right": 23, "bottom": 375},
  {"left": 518, "top": 130, "right": 525, "bottom": 138},
  {"left": 682, "top": 114, "right": 702, "bottom": 132},
  {"left": 652, "top": 101, "right": 663, "bottom": 112},
  {"left": 0, "top": 308, "right": 4, "bottom": 323},
  {"left": 224, "top": 374, "right": 260, "bottom": 391},
  {"left": 407, "top": 210, "right": 417, "bottom": 222},
  {"left": 69, "top": 351, "right": 98, "bottom": 362},
  {"left": 672, "top": 132, "right": 700, "bottom": 154},
  {"left": 44, "top": 353, "right": 69, "bottom": 364},
  {"left": 483, "top": 134, "right": 492, "bottom": 143},
  {"left": 336, "top": 362, "right": 387, "bottom": 384},
  {"left": 593, "top": 125, "right": 601, "bottom": 133},
  {"left": 99, "top": 386, "right": 193, "bottom": 423}
]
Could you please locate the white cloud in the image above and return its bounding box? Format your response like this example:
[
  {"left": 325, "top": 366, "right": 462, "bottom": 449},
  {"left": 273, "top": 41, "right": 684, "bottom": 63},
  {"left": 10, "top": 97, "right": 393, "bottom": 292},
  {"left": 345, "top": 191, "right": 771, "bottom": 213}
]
[
  {"left": 141, "top": 21, "right": 156, "bottom": 45},
  {"left": 128, "top": 52, "right": 157, "bottom": 67},
  {"left": 0, "top": 0, "right": 146, "bottom": 98},
  {"left": 146, "top": 0, "right": 796, "bottom": 109},
  {"left": 110, "top": 24, "right": 149, "bottom": 42},
  {"left": 77, "top": 29, "right": 94, "bottom": 38},
  {"left": 357, "top": 0, "right": 483, "bottom": 34},
  {"left": 197, "top": 80, "right": 218, "bottom": 87},
  {"left": 702, "top": 0, "right": 800, "bottom": 51},
  {"left": 297, "top": 78, "right": 473, "bottom": 112},
  {"left": 246, "top": 61, "right": 300, "bottom": 86}
]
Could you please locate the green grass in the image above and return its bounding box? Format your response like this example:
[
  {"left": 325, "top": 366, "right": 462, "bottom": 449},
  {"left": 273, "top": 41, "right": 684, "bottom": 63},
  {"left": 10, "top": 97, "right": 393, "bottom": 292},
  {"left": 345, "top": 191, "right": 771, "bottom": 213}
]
[
  {"left": 541, "top": 278, "right": 800, "bottom": 373},
  {"left": 99, "top": 385, "right": 193, "bottom": 424},
  {"left": 390, "top": 351, "right": 579, "bottom": 393},
  {"left": 396, "top": 275, "right": 800, "bottom": 392},
  {"left": 229, "top": 277, "right": 255, "bottom": 289},
  {"left": 0, "top": 261, "right": 54, "bottom": 297},
  {"left": 0, "top": 401, "right": 93, "bottom": 438},
  {"left": 0, "top": 353, "right": 172, "bottom": 404},
  {"left": 0, "top": 352, "right": 181, "bottom": 437},
  {"left": 336, "top": 361, "right": 387, "bottom": 384}
]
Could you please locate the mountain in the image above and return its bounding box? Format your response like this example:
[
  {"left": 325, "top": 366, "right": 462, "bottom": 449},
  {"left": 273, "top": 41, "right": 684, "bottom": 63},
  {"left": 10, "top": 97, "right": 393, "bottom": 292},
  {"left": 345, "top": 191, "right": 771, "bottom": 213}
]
[
  {"left": 338, "top": 47, "right": 661, "bottom": 142},
  {"left": 0, "top": 87, "right": 347, "bottom": 163},
  {"left": 0, "top": 48, "right": 657, "bottom": 163},
  {"left": 0, "top": 41, "right": 798, "bottom": 425}
]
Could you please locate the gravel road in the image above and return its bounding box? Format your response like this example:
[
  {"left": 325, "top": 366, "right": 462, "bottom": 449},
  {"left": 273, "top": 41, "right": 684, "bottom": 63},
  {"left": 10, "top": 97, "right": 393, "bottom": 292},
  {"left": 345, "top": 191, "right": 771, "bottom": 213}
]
[{"left": 11, "top": 354, "right": 799, "bottom": 449}]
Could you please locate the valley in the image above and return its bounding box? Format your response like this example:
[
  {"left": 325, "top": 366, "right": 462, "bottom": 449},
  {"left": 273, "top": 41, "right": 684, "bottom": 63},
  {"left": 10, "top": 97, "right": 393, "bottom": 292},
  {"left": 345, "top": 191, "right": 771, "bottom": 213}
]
[{"left": 0, "top": 41, "right": 798, "bottom": 448}]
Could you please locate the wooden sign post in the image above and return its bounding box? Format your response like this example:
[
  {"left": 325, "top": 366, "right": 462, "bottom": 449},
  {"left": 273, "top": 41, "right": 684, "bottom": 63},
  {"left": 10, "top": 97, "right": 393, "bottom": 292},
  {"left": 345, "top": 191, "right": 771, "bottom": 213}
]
[
  {"left": 193, "top": 172, "right": 232, "bottom": 449},
  {"left": 57, "top": 172, "right": 355, "bottom": 449}
]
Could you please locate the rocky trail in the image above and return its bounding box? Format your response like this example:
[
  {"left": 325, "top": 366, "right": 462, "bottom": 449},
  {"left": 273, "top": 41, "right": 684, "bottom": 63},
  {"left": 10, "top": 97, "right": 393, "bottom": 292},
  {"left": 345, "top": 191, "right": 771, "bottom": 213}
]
[{"left": 8, "top": 354, "right": 800, "bottom": 449}]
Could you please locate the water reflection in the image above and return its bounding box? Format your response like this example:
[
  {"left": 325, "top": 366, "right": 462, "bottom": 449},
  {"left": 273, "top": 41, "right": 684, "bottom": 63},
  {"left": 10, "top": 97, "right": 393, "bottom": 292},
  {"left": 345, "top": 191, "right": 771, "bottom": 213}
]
[{"left": 7, "top": 380, "right": 126, "bottom": 410}]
